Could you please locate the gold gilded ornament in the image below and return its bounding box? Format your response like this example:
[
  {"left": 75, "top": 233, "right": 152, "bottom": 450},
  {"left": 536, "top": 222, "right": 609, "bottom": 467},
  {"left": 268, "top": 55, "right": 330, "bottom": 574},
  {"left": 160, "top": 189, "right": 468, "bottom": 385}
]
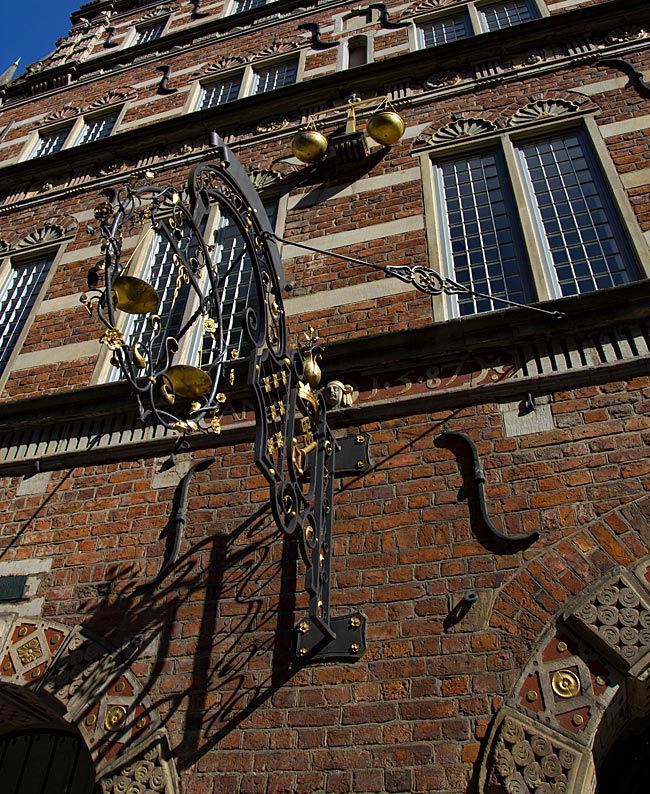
[
  {"left": 101, "top": 327, "right": 124, "bottom": 350},
  {"left": 104, "top": 705, "right": 127, "bottom": 732},
  {"left": 94, "top": 201, "right": 114, "bottom": 221},
  {"left": 17, "top": 637, "right": 43, "bottom": 665},
  {"left": 552, "top": 669, "right": 580, "bottom": 699}
]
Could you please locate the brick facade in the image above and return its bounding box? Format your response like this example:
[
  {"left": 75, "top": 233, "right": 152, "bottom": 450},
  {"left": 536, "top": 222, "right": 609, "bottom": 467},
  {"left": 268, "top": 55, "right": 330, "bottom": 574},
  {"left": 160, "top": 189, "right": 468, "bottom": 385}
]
[{"left": 0, "top": 0, "right": 649, "bottom": 791}]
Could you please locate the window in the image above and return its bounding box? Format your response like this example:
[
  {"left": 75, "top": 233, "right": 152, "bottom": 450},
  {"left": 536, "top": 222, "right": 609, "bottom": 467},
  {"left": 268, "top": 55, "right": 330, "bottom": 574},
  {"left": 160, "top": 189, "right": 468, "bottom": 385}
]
[
  {"left": 252, "top": 60, "right": 298, "bottom": 95},
  {"left": 0, "top": 254, "right": 54, "bottom": 377},
  {"left": 419, "top": 13, "right": 472, "bottom": 47},
  {"left": 76, "top": 111, "right": 119, "bottom": 145},
  {"left": 479, "top": 0, "right": 535, "bottom": 31},
  {"left": 347, "top": 36, "right": 370, "bottom": 69},
  {"left": 105, "top": 200, "right": 279, "bottom": 382},
  {"left": 231, "top": 0, "right": 266, "bottom": 12},
  {"left": 30, "top": 126, "right": 73, "bottom": 159},
  {"left": 194, "top": 59, "right": 298, "bottom": 111},
  {"left": 432, "top": 128, "right": 641, "bottom": 317},
  {"left": 133, "top": 20, "right": 165, "bottom": 45},
  {"left": 417, "top": 0, "right": 537, "bottom": 48},
  {"left": 200, "top": 199, "right": 278, "bottom": 366},
  {"left": 198, "top": 76, "right": 243, "bottom": 110},
  {"left": 27, "top": 109, "right": 121, "bottom": 160}
]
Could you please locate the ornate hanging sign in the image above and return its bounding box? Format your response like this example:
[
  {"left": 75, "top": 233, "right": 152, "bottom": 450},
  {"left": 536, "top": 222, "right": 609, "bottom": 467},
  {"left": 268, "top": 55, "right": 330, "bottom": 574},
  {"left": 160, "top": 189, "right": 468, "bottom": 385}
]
[{"left": 82, "top": 134, "right": 367, "bottom": 662}]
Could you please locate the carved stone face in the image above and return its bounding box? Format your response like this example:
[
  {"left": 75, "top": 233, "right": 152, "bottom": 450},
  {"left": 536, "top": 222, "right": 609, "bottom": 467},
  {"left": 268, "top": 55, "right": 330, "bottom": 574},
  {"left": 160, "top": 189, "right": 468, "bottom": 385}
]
[{"left": 325, "top": 381, "right": 343, "bottom": 407}]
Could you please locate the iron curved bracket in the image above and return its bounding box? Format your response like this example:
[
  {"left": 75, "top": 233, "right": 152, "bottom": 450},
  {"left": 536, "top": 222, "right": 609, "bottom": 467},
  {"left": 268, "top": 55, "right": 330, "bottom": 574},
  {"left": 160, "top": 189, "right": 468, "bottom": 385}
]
[
  {"left": 439, "top": 431, "right": 539, "bottom": 545},
  {"left": 597, "top": 58, "right": 650, "bottom": 97},
  {"left": 298, "top": 23, "right": 339, "bottom": 49},
  {"left": 135, "top": 457, "right": 215, "bottom": 593}
]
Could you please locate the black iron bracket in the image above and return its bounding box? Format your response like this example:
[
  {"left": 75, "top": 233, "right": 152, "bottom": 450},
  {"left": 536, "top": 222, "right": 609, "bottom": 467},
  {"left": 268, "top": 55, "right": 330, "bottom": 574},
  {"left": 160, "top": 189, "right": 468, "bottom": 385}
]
[
  {"left": 295, "top": 611, "right": 367, "bottom": 662},
  {"left": 334, "top": 433, "right": 371, "bottom": 476},
  {"left": 598, "top": 58, "right": 650, "bottom": 97},
  {"left": 298, "top": 22, "right": 338, "bottom": 49},
  {"left": 157, "top": 65, "right": 177, "bottom": 95},
  {"left": 440, "top": 431, "right": 539, "bottom": 544}
]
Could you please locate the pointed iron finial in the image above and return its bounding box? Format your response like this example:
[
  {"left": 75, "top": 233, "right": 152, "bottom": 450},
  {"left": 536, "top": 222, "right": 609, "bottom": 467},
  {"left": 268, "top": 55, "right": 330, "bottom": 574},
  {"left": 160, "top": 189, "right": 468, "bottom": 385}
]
[{"left": 0, "top": 59, "right": 20, "bottom": 87}]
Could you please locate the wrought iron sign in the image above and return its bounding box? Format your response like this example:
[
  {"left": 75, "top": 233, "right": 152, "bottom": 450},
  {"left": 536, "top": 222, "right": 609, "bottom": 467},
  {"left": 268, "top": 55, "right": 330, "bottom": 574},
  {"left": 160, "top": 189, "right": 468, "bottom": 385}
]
[{"left": 82, "top": 134, "right": 367, "bottom": 663}]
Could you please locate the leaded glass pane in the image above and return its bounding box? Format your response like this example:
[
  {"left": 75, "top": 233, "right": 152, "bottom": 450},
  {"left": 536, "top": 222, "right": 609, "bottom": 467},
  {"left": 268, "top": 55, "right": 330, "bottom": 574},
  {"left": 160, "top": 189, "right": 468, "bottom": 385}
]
[
  {"left": 232, "top": 0, "right": 265, "bottom": 11},
  {"left": 0, "top": 255, "right": 53, "bottom": 375},
  {"left": 419, "top": 13, "right": 472, "bottom": 47},
  {"left": 134, "top": 21, "right": 165, "bottom": 45},
  {"left": 436, "top": 149, "right": 535, "bottom": 316},
  {"left": 31, "top": 127, "right": 71, "bottom": 158},
  {"left": 106, "top": 229, "right": 191, "bottom": 382},
  {"left": 519, "top": 131, "right": 639, "bottom": 298},
  {"left": 201, "top": 200, "right": 277, "bottom": 368},
  {"left": 479, "top": 0, "right": 534, "bottom": 32},
  {"left": 77, "top": 111, "right": 119, "bottom": 145},
  {"left": 198, "top": 76, "right": 243, "bottom": 110},
  {"left": 253, "top": 60, "right": 298, "bottom": 94}
]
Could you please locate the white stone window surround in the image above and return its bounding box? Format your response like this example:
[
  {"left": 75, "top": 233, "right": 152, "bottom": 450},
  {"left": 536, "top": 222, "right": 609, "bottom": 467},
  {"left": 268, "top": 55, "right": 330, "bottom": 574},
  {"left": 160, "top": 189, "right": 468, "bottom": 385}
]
[
  {"left": 124, "top": 15, "right": 171, "bottom": 49},
  {"left": 0, "top": 243, "right": 65, "bottom": 395},
  {"left": 409, "top": 0, "right": 548, "bottom": 50},
  {"left": 336, "top": 33, "right": 375, "bottom": 71},
  {"left": 185, "top": 53, "right": 304, "bottom": 114},
  {"left": 227, "top": 0, "right": 268, "bottom": 14},
  {"left": 21, "top": 106, "right": 126, "bottom": 162},
  {"left": 419, "top": 115, "right": 650, "bottom": 322}
]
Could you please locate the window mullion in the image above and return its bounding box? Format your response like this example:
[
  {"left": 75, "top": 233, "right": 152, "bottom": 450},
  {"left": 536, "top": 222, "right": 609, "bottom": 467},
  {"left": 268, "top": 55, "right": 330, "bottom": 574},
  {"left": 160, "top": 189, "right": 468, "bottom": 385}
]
[
  {"left": 501, "top": 135, "right": 554, "bottom": 302},
  {"left": 467, "top": 3, "right": 482, "bottom": 34}
]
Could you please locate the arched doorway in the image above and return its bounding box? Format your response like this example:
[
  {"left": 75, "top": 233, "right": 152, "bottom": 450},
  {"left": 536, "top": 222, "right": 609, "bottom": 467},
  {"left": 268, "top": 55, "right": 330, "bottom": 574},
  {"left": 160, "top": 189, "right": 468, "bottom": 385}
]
[{"left": 0, "top": 682, "right": 95, "bottom": 794}]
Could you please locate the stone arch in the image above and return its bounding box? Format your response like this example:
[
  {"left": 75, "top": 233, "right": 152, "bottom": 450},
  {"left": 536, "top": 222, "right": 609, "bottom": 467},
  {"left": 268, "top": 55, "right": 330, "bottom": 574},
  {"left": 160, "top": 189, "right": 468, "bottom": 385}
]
[
  {"left": 479, "top": 493, "right": 650, "bottom": 793},
  {"left": 0, "top": 614, "right": 180, "bottom": 793}
]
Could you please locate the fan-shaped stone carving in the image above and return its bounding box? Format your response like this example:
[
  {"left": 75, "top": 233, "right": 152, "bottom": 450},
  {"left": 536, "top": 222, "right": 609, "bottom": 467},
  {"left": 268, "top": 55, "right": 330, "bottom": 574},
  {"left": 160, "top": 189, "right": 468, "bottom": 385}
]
[
  {"left": 200, "top": 56, "right": 248, "bottom": 76},
  {"left": 249, "top": 167, "right": 284, "bottom": 189},
  {"left": 429, "top": 117, "right": 497, "bottom": 144},
  {"left": 509, "top": 99, "right": 579, "bottom": 126},
  {"left": 256, "top": 117, "right": 289, "bottom": 133},
  {"left": 43, "top": 105, "right": 81, "bottom": 123},
  {"left": 136, "top": 6, "right": 172, "bottom": 23},
  {"left": 605, "top": 26, "right": 648, "bottom": 45},
  {"left": 14, "top": 225, "right": 65, "bottom": 249},
  {"left": 423, "top": 71, "right": 461, "bottom": 90},
  {"left": 86, "top": 90, "right": 134, "bottom": 110},
  {"left": 410, "top": 0, "right": 460, "bottom": 14},
  {"left": 254, "top": 39, "right": 300, "bottom": 59}
]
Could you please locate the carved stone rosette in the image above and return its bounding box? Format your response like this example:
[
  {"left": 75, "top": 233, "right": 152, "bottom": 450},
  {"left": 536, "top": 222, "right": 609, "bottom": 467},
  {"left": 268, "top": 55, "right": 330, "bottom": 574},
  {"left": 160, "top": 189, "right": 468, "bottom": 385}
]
[
  {"left": 479, "top": 708, "right": 593, "bottom": 794},
  {"left": 565, "top": 567, "right": 650, "bottom": 677}
]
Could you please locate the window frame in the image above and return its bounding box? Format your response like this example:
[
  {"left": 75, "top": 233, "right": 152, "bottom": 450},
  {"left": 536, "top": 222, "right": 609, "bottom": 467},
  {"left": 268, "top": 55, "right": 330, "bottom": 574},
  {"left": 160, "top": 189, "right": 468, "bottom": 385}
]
[
  {"left": 128, "top": 17, "right": 169, "bottom": 48},
  {"left": 0, "top": 244, "right": 64, "bottom": 394},
  {"left": 412, "top": 0, "right": 545, "bottom": 50},
  {"left": 420, "top": 115, "right": 650, "bottom": 322},
  {"left": 92, "top": 194, "right": 286, "bottom": 386},
  {"left": 23, "top": 106, "right": 124, "bottom": 161},
  {"left": 187, "top": 55, "right": 302, "bottom": 114},
  {"left": 227, "top": 0, "right": 267, "bottom": 14}
]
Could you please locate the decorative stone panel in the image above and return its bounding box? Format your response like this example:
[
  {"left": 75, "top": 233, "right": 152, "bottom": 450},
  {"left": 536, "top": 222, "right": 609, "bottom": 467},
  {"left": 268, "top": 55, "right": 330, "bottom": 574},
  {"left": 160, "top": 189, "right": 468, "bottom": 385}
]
[
  {"left": 512, "top": 627, "right": 623, "bottom": 747},
  {"left": 98, "top": 735, "right": 179, "bottom": 794},
  {"left": 564, "top": 567, "right": 650, "bottom": 677},
  {"left": 479, "top": 707, "right": 594, "bottom": 794},
  {"left": 0, "top": 616, "right": 179, "bottom": 792}
]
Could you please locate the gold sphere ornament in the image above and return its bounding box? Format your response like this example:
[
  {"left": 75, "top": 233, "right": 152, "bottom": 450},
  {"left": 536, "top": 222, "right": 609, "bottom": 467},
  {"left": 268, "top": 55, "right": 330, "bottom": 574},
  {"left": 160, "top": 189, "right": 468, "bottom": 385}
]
[
  {"left": 291, "top": 129, "right": 328, "bottom": 164},
  {"left": 366, "top": 110, "right": 406, "bottom": 146}
]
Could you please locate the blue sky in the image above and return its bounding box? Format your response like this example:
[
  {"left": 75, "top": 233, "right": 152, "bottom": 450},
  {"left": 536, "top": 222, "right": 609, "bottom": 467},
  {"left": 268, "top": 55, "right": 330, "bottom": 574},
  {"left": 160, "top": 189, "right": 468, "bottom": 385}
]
[{"left": 1, "top": 0, "right": 81, "bottom": 76}]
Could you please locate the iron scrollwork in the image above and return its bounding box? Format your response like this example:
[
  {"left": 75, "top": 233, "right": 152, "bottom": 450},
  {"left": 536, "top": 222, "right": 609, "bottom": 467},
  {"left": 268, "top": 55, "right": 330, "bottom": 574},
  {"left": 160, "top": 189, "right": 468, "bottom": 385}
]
[{"left": 83, "top": 134, "right": 366, "bottom": 663}]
